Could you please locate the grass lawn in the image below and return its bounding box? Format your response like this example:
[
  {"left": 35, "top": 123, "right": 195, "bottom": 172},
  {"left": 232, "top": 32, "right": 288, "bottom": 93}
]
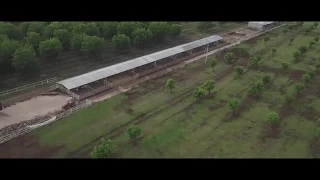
[{"left": 1, "top": 22, "right": 320, "bottom": 158}]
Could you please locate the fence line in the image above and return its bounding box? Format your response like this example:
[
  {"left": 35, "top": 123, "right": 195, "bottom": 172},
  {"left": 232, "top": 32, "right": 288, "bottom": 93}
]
[
  {"left": 0, "top": 99, "right": 92, "bottom": 144},
  {"left": 0, "top": 77, "right": 58, "bottom": 97},
  {"left": 2, "top": 86, "right": 53, "bottom": 107}
]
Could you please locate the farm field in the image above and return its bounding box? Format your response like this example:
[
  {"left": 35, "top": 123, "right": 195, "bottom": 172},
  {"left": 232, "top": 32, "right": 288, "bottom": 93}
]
[
  {"left": 0, "top": 22, "right": 246, "bottom": 91},
  {"left": 1, "top": 22, "right": 320, "bottom": 158}
]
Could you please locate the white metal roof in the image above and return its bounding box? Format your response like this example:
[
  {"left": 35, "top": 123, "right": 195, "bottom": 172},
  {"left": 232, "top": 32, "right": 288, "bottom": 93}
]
[
  {"left": 248, "top": 21, "right": 274, "bottom": 25},
  {"left": 58, "top": 35, "right": 223, "bottom": 90}
]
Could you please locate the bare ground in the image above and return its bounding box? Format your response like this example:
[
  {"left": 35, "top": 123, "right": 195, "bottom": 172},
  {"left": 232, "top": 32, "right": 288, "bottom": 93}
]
[{"left": 0, "top": 95, "right": 69, "bottom": 129}]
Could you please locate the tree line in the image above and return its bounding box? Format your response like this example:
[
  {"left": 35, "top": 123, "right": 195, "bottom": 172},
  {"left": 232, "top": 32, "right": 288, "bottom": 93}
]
[{"left": 0, "top": 22, "right": 183, "bottom": 76}]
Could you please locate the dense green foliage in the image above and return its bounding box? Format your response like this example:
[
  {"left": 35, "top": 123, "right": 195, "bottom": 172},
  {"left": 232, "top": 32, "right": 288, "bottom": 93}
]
[{"left": 0, "top": 21, "right": 182, "bottom": 75}]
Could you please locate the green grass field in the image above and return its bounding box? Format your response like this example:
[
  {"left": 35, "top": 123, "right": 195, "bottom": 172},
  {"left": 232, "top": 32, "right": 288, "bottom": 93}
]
[{"left": 1, "top": 22, "right": 320, "bottom": 158}]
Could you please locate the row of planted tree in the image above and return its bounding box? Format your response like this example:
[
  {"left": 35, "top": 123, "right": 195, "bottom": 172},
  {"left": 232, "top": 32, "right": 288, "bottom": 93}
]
[
  {"left": 0, "top": 22, "right": 183, "bottom": 76},
  {"left": 88, "top": 22, "right": 320, "bottom": 158}
]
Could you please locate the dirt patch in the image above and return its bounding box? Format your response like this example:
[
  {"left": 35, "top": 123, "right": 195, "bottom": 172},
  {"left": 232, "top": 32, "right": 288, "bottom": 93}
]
[
  {"left": 245, "top": 36, "right": 260, "bottom": 45},
  {"left": 279, "top": 106, "right": 293, "bottom": 120},
  {"left": 0, "top": 95, "right": 69, "bottom": 130},
  {"left": 126, "top": 108, "right": 134, "bottom": 115},
  {"left": 309, "top": 139, "right": 320, "bottom": 158},
  {"left": 0, "top": 134, "right": 65, "bottom": 158},
  {"left": 290, "top": 70, "right": 306, "bottom": 81},
  {"left": 260, "top": 124, "right": 282, "bottom": 142},
  {"left": 299, "top": 107, "right": 319, "bottom": 122},
  {"left": 207, "top": 101, "right": 225, "bottom": 112}
]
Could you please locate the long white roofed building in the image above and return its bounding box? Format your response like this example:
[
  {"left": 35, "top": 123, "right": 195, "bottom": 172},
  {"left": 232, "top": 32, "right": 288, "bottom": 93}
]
[
  {"left": 57, "top": 35, "right": 224, "bottom": 100},
  {"left": 248, "top": 22, "right": 276, "bottom": 30}
]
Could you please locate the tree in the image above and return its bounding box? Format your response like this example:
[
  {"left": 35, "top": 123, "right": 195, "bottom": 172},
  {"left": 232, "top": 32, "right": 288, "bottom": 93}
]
[
  {"left": 112, "top": 34, "right": 131, "bottom": 51},
  {"left": 12, "top": 45, "right": 39, "bottom": 76},
  {"left": 282, "top": 29, "right": 288, "bottom": 34},
  {"left": 117, "top": 22, "right": 137, "bottom": 38},
  {"left": 315, "top": 37, "right": 319, "bottom": 42},
  {"left": 71, "top": 33, "right": 85, "bottom": 51},
  {"left": 0, "top": 39, "right": 21, "bottom": 60},
  {"left": 0, "top": 34, "right": 8, "bottom": 42},
  {"left": 262, "top": 74, "right": 271, "bottom": 86},
  {"left": 264, "top": 36, "right": 270, "bottom": 44},
  {"left": 314, "top": 22, "right": 318, "bottom": 29},
  {"left": 193, "top": 87, "right": 205, "bottom": 100},
  {"left": 309, "top": 41, "right": 315, "bottom": 48},
  {"left": 227, "top": 98, "right": 240, "bottom": 115},
  {"left": 165, "top": 78, "right": 176, "bottom": 92},
  {"left": 148, "top": 22, "right": 170, "bottom": 42},
  {"left": 39, "top": 38, "right": 63, "bottom": 57},
  {"left": 0, "top": 22, "right": 22, "bottom": 40},
  {"left": 294, "top": 83, "right": 305, "bottom": 95},
  {"left": 265, "top": 111, "right": 279, "bottom": 125},
  {"left": 305, "top": 28, "right": 311, "bottom": 35},
  {"left": 209, "top": 57, "right": 218, "bottom": 71},
  {"left": 125, "top": 125, "right": 142, "bottom": 140},
  {"left": 238, "top": 47, "right": 247, "bottom": 57},
  {"left": 42, "top": 22, "right": 62, "bottom": 39},
  {"left": 248, "top": 80, "right": 263, "bottom": 96},
  {"left": 71, "top": 23, "right": 87, "bottom": 35},
  {"left": 289, "top": 37, "right": 294, "bottom": 45},
  {"left": 288, "top": 25, "right": 294, "bottom": 31},
  {"left": 84, "top": 23, "right": 100, "bottom": 37},
  {"left": 59, "top": 22, "right": 73, "bottom": 32},
  {"left": 99, "top": 22, "right": 119, "bottom": 39},
  {"left": 203, "top": 80, "right": 215, "bottom": 94},
  {"left": 271, "top": 47, "right": 277, "bottom": 56},
  {"left": 27, "top": 22, "right": 46, "bottom": 34},
  {"left": 250, "top": 56, "right": 261, "bottom": 67},
  {"left": 298, "top": 46, "right": 308, "bottom": 55},
  {"left": 136, "top": 22, "right": 150, "bottom": 29},
  {"left": 301, "top": 73, "right": 311, "bottom": 83},
  {"left": 18, "top": 22, "right": 30, "bottom": 36},
  {"left": 91, "top": 138, "right": 114, "bottom": 158},
  {"left": 234, "top": 65, "right": 245, "bottom": 78},
  {"left": 293, "top": 51, "right": 301, "bottom": 61},
  {"left": 197, "top": 22, "right": 213, "bottom": 32},
  {"left": 281, "top": 62, "right": 289, "bottom": 70},
  {"left": 24, "top": 32, "right": 41, "bottom": 50},
  {"left": 316, "top": 64, "right": 320, "bottom": 72},
  {"left": 308, "top": 71, "right": 315, "bottom": 79},
  {"left": 315, "top": 127, "right": 320, "bottom": 139},
  {"left": 169, "top": 24, "right": 182, "bottom": 37},
  {"left": 224, "top": 52, "right": 235, "bottom": 63},
  {"left": 284, "top": 94, "right": 294, "bottom": 105},
  {"left": 132, "top": 28, "right": 153, "bottom": 48},
  {"left": 81, "top": 35, "right": 105, "bottom": 59},
  {"left": 0, "top": 39, "right": 21, "bottom": 73},
  {"left": 53, "top": 29, "right": 71, "bottom": 50}
]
